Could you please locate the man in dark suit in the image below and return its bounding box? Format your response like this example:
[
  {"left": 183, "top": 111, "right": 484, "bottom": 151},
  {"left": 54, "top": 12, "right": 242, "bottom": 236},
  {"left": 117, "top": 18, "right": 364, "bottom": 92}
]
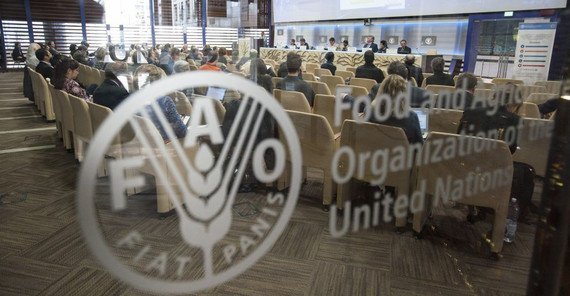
[
  {"left": 320, "top": 52, "right": 336, "bottom": 75},
  {"left": 93, "top": 62, "right": 130, "bottom": 110},
  {"left": 34, "top": 48, "right": 54, "bottom": 80},
  {"left": 362, "top": 36, "right": 378, "bottom": 53},
  {"left": 397, "top": 40, "right": 412, "bottom": 54},
  {"left": 425, "top": 57, "right": 455, "bottom": 86},
  {"left": 404, "top": 54, "right": 423, "bottom": 87},
  {"left": 355, "top": 50, "right": 385, "bottom": 83},
  {"left": 276, "top": 53, "right": 315, "bottom": 106}
]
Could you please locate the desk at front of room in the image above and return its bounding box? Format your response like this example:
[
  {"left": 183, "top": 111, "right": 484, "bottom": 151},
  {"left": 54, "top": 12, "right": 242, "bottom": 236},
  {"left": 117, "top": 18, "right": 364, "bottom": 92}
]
[{"left": 260, "top": 47, "right": 423, "bottom": 70}]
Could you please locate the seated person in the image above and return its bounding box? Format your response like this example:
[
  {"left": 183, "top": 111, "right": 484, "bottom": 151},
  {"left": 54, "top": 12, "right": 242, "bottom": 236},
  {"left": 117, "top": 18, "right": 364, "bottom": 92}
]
[
  {"left": 72, "top": 45, "right": 90, "bottom": 65},
  {"left": 425, "top": 57, "right": 454, "bottom": 86},
  {"left": 276, "top": 53, "right": 315, "bottom": 106},
  {"left": 452, "top": 72, "right": 485, "bottom": 110},
  {"left": 404, "top": 54, "right": 423, "bottom": 87},
  {"left": 278, "top": 52, "right": 302, "bottom": 79},
  {"left": 11, "top": 42, "right": 26, "bottom": 62},
  {"left": 355, "top": 50, "right": 385, "bottom": 83},
  {"left": 363, "top": 36, "right": 378, "bottom": 53},
  {"left": 199, "top": 53, "right": 221, "bottom": 71},
  {"left": 341, "top": 40, "right": 349, "bottom": 51},
  {"left": 328, "top": 37, "right": 341, "bottom": 51},
  {"left": 133, "top": 64, "right": 187, "bottom": 142},
  {"left": 397, "top": 40, "right": 412, "bottom": 54},
  {"left": 34, "top": 48, "right": 54, "bottom": 80},
  {"left": 366, "top": 74, "right": 423, "bottom": 145},
  {"left": 298, "top": 38, "right": 310, "bottom": 50},
  {"left": 284, "top": 39, "right": 297, "bottom": 49},
  {"left": 247, "top": 58, "right": 273, "bottom": 94},
  {"left": 320, "top": 52, "right": 336, "bottom": 76},
  {"left": 93, "top": 47, "right": 108, "bottom": 70},
  {"left": 93, "top": 62, "right": 130, "bottom": 110},
  {"left": 217, "top": 47, "right": 229, "bottom": 65},
  {"left": 53, "top": 58, "right": 91, "bottom": 101},
  {"left": 379, "top": 40, "right": 388, "bottom": 53}
]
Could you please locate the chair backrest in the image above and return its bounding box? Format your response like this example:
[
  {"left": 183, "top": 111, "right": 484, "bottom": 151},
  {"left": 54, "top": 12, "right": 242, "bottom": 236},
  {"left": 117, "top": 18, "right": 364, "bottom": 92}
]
[
  {"left": 335, "top": 70, "right": 354, "bottom": 81},
  {"left": 305, "top": 62, "right": 320, "bottom": 74},
  {"left": 313, "top": 94, "right": 352, "bottom": 133},
  {"left": 490, "top": 78, "right": 524, "bottom": 86},
  {"left": 283, "top": 110, "right": 335, "bottom": 166},
  {"left": 314, "top": 68, "right": 333, "bottom": 78},
  {"left": 337, "top": 85, "right": 368, "bottom": 98},
  {"left": 223, "top": 90, "right": 242, "bottom": 103},
  {"left": 427, "top": 108, "right": 464, "bottom": 134},
  {"left": 512, "top": 118, "right": 552, "bottom": 177},
  {"left": 534, "top": 80, "right": 562, "bottom": 94},
  {"left": 29, "top": 69, "right": 55, "bottom": 120},
  {"left": 417, "top": 132, "right": 512, "bottom": 206},
  {"left": 320, "top": 75, "right": 345, "bottom": 95},
  {"left": 68, "top": 94, "right": 93, "bottom": 140},
  {"left": 169, "top": 91, "right": 193, "bottom": 116},
  {"left": 474, "top": 88, "right": 495, "bottom": 100},
  {"left": 517, "top": 85, "right": 546, "bottom": 101},
  {"left": 479, "top": 82, "right": 496, "bottom": 89},
  {"left": 338, "top": 120, "right": 413, "bottom": 194},
  {"left": 271, "top": 77, "right": 283, "bottom": 88},
  {"left": 425, "top": 84, "right": 456, "bottom": 95},
  {"left": 76, "top": 64, "right": 88, "bottom": 86},
  {"left": 517, "top": 102, "right": 541, "bottom": 119},
  {"left": 189, "top": 65, "right": 199, "bottom": 71},
  {"left": 525, "top": 92, "right": 558, "bottom": 104},
  {"left": 350, "top": 77, "right": 376, "bottom": 92},
  {"left": 52, "top": 88, "right": 74, "bottom": 132},
  {"left": 426, "top": 49, "right": 438, "bottom": 55},
  {"left": 346, "top": 66, "right": 357, "bottom": 75},
  {"left": 273, "top": 89, "right": 282, "bottom": 103},
  {"left": 280, "top": 90, "right": 312, "bottom": 113},
  {"left": 302, "top": 72, "right": 317, "bottom": 81},
  {"left": 420, "top": 73, "right": 433, "bottom": 88},
  {"left": 307, "top": 81, "right": 332, "bottom": 96},
  {"left": 47, "top": 84, "right": 62, "bottom": 126}
]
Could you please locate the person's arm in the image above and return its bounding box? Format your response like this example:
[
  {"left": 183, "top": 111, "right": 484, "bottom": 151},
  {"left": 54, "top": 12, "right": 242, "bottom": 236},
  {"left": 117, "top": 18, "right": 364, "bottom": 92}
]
[{"left": 163, "top": 96, "right": 187, "bottom": 139}]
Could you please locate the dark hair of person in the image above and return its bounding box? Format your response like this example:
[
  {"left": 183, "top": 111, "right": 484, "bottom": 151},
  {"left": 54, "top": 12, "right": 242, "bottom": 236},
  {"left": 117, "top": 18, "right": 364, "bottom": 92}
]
[
  {"left": 456, "top": 72, "right": 478, "bottom": 90},
  {"left": 431, "top": 57, "right": 445, "bottom": 73},
  {"left": 77, "top": 45, "right": 87, "bottom": 52},
  {"left": 380, "top": 40, "right": 387, "bottom": 47},
  {"left": 69, "top": 43, "right": 77, "bottom": 53},
  {"left": 300, "top": 38, "right": 306, "bottom": 43},
  {"left": 15, "top": 42, "right": 21, "bottom": 47},
  {"left": 286, "top": 53, "right": 302, "bottom": 73},
  {"left": 387, "top": 61, "right": 408, "bottom": 80},
  {"left": 325, "top": 51, "right": 334, "bottom": 62},
  {"left": 343, "top": 40, "right": 348, "bottom": 45},
  {"left": 50, "top": 54, "right": 64, "bottom": 67},
  {"left": 401, "top": 39, "right": 407, "bottom": 43},
  {"left": 218, "top": 47, "right": 227, "bottom": 56},
  {"left": 250, "top": 58, "right": 267, "bottom": 76},
  {"left": 170, "top": 47, "right": 180, "bottom": 57},
  {"left": 35, "top": 48, "right": 49, "bottom": 61},
  {"left": 329, "top": 37, "right": 336, "bottom": 42},
  {"left": 364, "top": 50, "right": 375, "bottom": 65},
  {"left": 53, "top": 58, "right": 79, "bottom": 90}
]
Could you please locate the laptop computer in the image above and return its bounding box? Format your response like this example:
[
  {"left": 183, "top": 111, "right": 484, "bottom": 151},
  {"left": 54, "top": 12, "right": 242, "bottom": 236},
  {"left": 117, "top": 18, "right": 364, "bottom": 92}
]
[
  {"left": 206, "top": 86, "right": 226, "bottom": 101},
  {"left": 412, "top": 108, "right": 429, "bottom": 139}
]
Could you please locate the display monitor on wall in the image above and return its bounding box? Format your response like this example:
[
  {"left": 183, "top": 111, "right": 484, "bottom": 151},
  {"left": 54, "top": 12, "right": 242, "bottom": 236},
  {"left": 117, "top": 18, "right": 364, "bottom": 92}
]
[{"left": 273, "top": 0, "right": 566, "bottom": 23}]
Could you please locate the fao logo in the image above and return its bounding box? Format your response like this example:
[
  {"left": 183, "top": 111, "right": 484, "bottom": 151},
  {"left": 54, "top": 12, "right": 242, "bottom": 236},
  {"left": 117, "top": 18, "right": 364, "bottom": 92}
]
[{"left": 77, "top": 72, "right": 302, "bottom": 294}]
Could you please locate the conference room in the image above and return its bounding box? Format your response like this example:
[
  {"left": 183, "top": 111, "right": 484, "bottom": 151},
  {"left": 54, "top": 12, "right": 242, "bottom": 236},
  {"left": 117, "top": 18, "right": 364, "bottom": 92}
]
[{"left": 0, "top": 0, "right": 569, "bottom": 295}]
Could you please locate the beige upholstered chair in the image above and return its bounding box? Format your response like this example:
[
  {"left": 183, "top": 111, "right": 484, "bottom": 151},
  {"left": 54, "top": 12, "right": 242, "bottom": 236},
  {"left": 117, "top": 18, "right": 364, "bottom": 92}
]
[
  {"left": 512, "top": 118, "right": 553, "bottom": 177},
  {"left": 479, "top": 82, "right": 496, "bottom": 89},
  {"left": 474, "top": 88, "right": 495, "bottom": 100},
  {"left": 76, "top": 64, "right": 88, "bottom": 86},
  {"left": 413, "top": 132, "right": 513, "bottom": 255},
  {"left": 420, "top": 73, "right": 433, "bottom": 88},
  {"left": 490, "top": 78, "right": 524, "bottom": 86},
  {"left": 516, "top": 102, "right": 541, "bottom": 119},
  {"left": 271, "top": 77, "right": 283, "bottom": 88},
  {"left": 304, "top": 62, "right": 320, "bottom": 74},
  {"left": 314, "top": 68, "right": 333, "bottom": 78},
  {"left": 525, "top": 93, "right": 558, "bottom": 105},
  {"left": 169, "top": 91, "right": 193, "bottom": 116},
  {"left": 307, "top": 81, "right": 332, "bottom": 96},
  {"left": 29, "top": 69, "right": 55, "bottom": 120},
  {"left": 335, "top": 70, "right": 354, "bottom": 81},
  {"left": 273, "top": 89, "right": 282, "bottom": 103},
  {"left": 320, "top": 75, "right": 345, "bottom": 95},
  {"left": 68, "top": 94, "right": 93, "bottom": 161},
  {"left": 282, "top": 110, "right": 338, "bottom": 207},
  {"left": 350, "top": 77, "right": 377, "bottom": 92},
  {"left": 302, "top": 72, "right": 317, "bottom": 81},
  {"left": 312, "top": 94, "right": 352, "bottom": 133},
  {"left": 189, "top": 65, "right": 199, "bottom": 71},
  {"left": 223, "top": 90, "right": 242, "bottom": 103},
  {"left": 534, "top": 80, "right": 562, "bottom": 94},
  {"left": 47, "top": 84, "right": 63, "bottom": 139},
  {"left": 52, "top": 89, "right": 74, "bottom": 150},
  {"left": 518, "top": 85, "right": 547, "bottom": 101},
  {"left": 346, "top": 66, "right": 357, "bottom": 75},
  {"left": 279, "top": 90, "right": 311, "bottom": 113},
  {"left": 336, "top": 120, "right": 413, "bottom": 228},
  {"left": 425, "top": 84, "right": 456, "bottom": 95},
  {"left": 428, "top": 108, "right": 464, "bottom": 134},
  {"left": 337, "top": 85, "right": 368, "bottom": 99}
]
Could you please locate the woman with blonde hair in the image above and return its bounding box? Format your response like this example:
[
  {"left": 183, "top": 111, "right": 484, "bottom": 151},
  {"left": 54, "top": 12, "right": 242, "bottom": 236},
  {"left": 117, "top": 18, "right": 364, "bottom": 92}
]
[
  {"left": 133, "top": 64, "right": 187, "bottom": 142},
  {"left": 93, "top": 47, "right": 108, "bottom": 70},
  {"left": 25, "top": 43, "right": 41, "bottom": 68},
  {"left": 368, "top": 74, "right": 423, "bottom": 144}
]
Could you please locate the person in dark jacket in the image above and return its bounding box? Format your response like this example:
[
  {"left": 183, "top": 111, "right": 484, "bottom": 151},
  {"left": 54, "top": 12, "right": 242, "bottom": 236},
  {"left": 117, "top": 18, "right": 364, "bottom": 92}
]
[
  {"left": 93, "top": 62, "right": 130, "bottom": 110},
  {"left": 320, "top": 52, "right": 336, "bottom": 75},
  {"left": 247, "top": 58, "right": 273, "bottom": 94},
  {"left": 276, "top": 53, "right": 315, "bottom": 106},
  {"left": 425, "top": 57, "right": 454, "bottom": 86},
  {"left": 355, "top": 50, "right": 385, "bottom": 83},
  {"left": 11, "top": 42, "right": 26, "bottom": 62},
  {"left": 404, "top": 54, "right": 423, "bottom": 87},
  {"left": 35, "top": 48, "right": 54, "bottom": 80}
]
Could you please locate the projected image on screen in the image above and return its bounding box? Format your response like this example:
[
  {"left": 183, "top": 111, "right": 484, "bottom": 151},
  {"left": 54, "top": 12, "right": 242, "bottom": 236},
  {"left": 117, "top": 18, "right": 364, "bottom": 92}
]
[{"left": 340, "top": 0, "right": 404, "bottom": 10}]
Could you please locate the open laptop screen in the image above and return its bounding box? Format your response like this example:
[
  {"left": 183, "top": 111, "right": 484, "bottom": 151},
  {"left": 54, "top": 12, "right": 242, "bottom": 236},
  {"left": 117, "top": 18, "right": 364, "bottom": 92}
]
[
  {"left": 206, "top": 86, "right": 226, "bottom": 101},
  {"left": 412, "top": 108, "right": 428, "bottom": 134}
]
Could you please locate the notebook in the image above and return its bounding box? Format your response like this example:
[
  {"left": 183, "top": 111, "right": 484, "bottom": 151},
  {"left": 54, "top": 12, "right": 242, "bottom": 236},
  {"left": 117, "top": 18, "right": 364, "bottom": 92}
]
[{"left": 206, "top": 86, "right": 226, "bottom": 101}]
